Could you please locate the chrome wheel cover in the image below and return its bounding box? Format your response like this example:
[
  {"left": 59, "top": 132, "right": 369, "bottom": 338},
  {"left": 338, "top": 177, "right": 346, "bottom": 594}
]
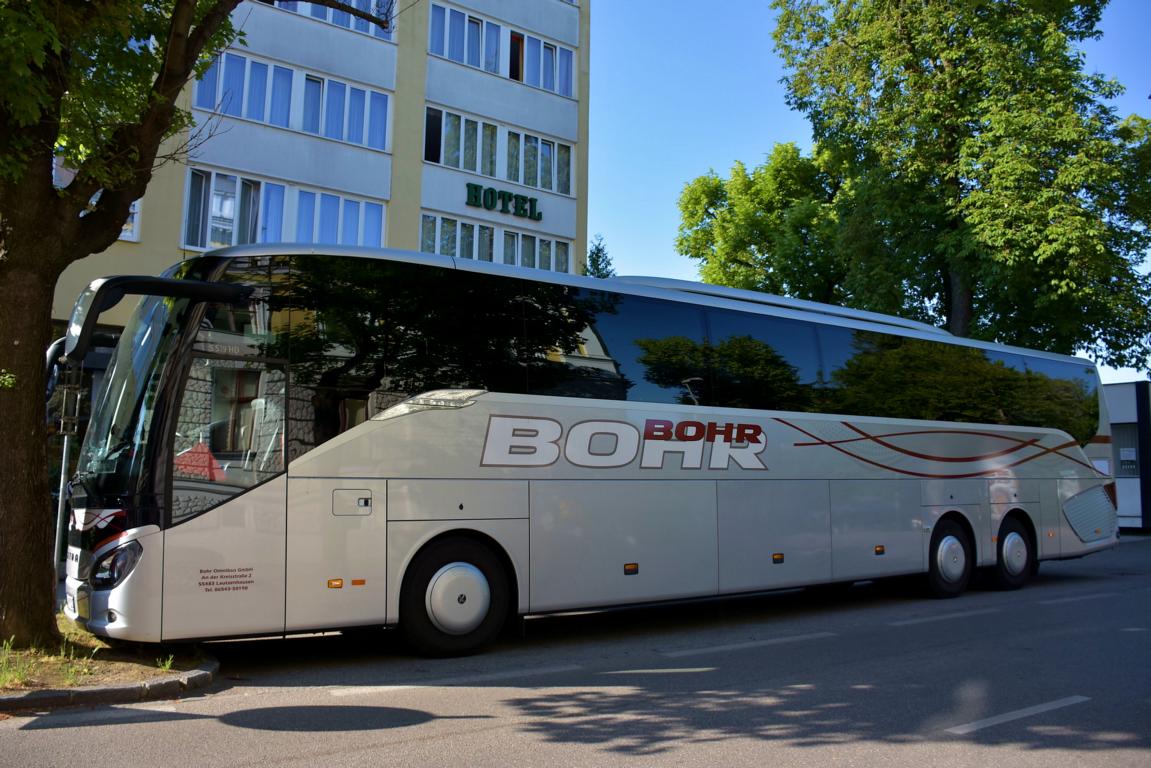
[
  {"left": 425, "top": 562, "right": 491, "bottom": 636},
  {"left": 1002, "top": 531, "right": 1028, "bottom": 577},
  {"left": 936, "top": 535, "right": 967, "bottom": 583}
]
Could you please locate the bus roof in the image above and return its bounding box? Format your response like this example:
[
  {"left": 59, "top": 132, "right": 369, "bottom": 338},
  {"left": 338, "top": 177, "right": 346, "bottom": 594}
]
[{"left": 608, "top": 275, "right": 951, "bottom": 337}]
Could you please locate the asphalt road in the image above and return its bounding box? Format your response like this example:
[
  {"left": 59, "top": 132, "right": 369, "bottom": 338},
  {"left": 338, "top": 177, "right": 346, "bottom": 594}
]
[{"left": 4, "top": 536, "right": 1150, "bottom": 768}]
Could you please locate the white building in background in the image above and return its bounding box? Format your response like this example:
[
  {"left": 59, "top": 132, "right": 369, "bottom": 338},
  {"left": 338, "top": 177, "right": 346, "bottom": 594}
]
[
  {"left": 53, "top": 0, "right": 591, "bottom": 328},
  {"left": 1104, "top": 381, "right": 1150, "bottom": 531}
]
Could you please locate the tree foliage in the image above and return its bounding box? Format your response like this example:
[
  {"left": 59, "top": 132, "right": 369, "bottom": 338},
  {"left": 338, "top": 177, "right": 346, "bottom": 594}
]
[
  {"left": 584, "top": 233, "right": 616, "bottom": 278},
  {"left": 680, "top": 0, "right": 1151, "bottom": 368}
]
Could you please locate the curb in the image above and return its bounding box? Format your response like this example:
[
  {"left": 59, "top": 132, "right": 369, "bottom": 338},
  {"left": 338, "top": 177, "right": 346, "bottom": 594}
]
[{"left": 0, "top": 653, "right": 219, "bottom": 713}]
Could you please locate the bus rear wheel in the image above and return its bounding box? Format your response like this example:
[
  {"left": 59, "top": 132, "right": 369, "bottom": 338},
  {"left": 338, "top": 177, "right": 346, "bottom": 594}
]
[
  {"left": 928, "top": 519, "right": 972, "bottom": 598},
  {"left": 400, "top": 537, "right": 509, "bottom": 656},
  {"left": 994, "top": 517, "right": 1034, "bottom": 590}
]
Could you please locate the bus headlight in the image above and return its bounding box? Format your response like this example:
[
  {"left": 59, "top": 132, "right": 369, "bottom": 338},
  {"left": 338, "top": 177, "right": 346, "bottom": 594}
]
[{"left": 90, "top": 540, "right": 143, "bottom": 590}]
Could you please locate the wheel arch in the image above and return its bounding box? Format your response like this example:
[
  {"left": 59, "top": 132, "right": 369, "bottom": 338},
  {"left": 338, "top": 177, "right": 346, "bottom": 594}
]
[
  {"left": 397, "top": 527, "right": 521, "bottom": 625},
  {"left": 1000, "top": 507, "right": 1038, "bottom": 558},
  {"left": 936, "top": 509, "right": 976, "bottom": 557},
  {"left": 927, "top": 510, "right": 976, "bottom": 597}
]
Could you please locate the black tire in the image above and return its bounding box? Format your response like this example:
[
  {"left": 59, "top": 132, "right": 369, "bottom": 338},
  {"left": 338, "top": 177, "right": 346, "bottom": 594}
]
[
  {"left": 399, "top": 537, "right": 509, "bottom": 656},
  {"left": 927, "top": 519, "right": 973, "bottom": 598},
  {"left": 994, "top": 516, "right": 1034, "bottom": 591}
]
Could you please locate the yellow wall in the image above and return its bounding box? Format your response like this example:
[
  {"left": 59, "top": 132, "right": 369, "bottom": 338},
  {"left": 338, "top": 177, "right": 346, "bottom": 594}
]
[
  {"left": 575, "top": 0, "right": 591, "bottom": 275},
  {"left": 385, "top": 3, "right": 431, "bottom": 250}
]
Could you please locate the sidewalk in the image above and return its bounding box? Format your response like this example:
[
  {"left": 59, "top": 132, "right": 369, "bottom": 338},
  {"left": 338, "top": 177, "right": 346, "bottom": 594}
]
[
  {"left": 0, "top": 581, "right": 220, "bottom": 713},
  {"left": 0, "top": 656, "right": 219, "bottom": 713}
]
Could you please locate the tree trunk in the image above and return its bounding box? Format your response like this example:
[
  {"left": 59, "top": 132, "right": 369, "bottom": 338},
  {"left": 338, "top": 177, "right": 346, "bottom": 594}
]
[
  {"left": 946, "top": 267, "right": 973, "bottom": 337},
  {"left": 0, "top": 250, "right": 63, "bottom": 647}
]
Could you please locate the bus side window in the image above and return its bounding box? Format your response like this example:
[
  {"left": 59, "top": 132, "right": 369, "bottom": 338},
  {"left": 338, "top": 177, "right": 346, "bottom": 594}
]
[{"left": 704, "top": 309, "right": 819, "bottom": 412}]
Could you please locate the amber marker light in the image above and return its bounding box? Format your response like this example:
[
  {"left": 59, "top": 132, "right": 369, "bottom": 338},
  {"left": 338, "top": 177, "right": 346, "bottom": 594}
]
[
  {"left": 623, "top": 563, "right": 639, "bottom": 575},
  {"left": 351, "top": 579, "right": 366, "bottom": 586},
  {"left": 772, "top": 553, "right": 785, "bottom": 564},
  {"left": 328, "top": 579, "right": 344, "bottom": 589},
  {"left": 874, "top": 545, "right": 886, "bottom": 556}
]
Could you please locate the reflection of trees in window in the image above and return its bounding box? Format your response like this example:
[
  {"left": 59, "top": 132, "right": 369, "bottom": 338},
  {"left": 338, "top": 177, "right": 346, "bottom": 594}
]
[
  {"left": 635, "top": 335, "right": 811, "bottom": 410},
  {"left": 824, "top": 332, "right": 1099, "bottom": 444},
  {"left": 265, "top": 257, "right": 610, "bottom": 451}
]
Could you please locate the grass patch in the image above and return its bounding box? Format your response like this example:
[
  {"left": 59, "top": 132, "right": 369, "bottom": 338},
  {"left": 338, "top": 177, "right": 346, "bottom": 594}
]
[{"left": 0, "top": 614, "right": 201, "bottom": 692}]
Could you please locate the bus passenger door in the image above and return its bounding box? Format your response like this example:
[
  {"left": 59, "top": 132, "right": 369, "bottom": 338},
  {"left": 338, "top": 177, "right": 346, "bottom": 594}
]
[{"left": 162, "top": 361, "right": 289, "bottom": 641}]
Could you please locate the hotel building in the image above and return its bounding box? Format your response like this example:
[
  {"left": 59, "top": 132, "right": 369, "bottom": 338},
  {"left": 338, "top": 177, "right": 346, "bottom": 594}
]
[{"left": 52, "top": 0, "right": 591, "bottom": 328}]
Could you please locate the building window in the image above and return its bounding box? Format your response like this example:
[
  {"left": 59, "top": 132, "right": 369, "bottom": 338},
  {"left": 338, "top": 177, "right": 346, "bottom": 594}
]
[
  {"left": 430, "top": 4, "right": 499, "bottom": 74},
  {"left": 302, "top": 76, "right": 322, "bottom": 133},
  {"left": 420, "top": 213, "right": 571, "bottom": 273},
  {"left": 484, "top": 21, "right": 500, "bottom": 73},
  {"left": 120, "top": 200, "right": 141, "bottom": 242},
  {"left": 507, "top": 29, "right": 573, "bottom": 96},
  {"left": 185, "top": 169, "right": 382, "bottom": 249},
  {"left": 265, "top": 1, "right": 394, "bottom": 40},
  {"left": 195, "top": 56, "right": 388, "bottom": 150},
  {"left": 507, "top": 130, "right": 573, "bottom": 193},
  {"left": 185, "top": 169, "right": 263, "bottom": 249},
  {"left": 424, "top": 110, "right": 573, "bottom": 194},
  {"left": 507, "top": 131, "right": 520, "bottom": 183},
  {"left": 295, "top": 189, "right": 384, "bottom": 246},
  {"left": 558, "top": 48, "right": 573, "bottom": 98},
  {"left": 425, "top": 108, "right": 443, "bottom": 163},
  {"left": 198, "top": 54, "right": 295, "bottom": 126},
  {"left": 510, "top": 32, "right": 524, "bottom": 82},
  {"left": 425, "top": 107, "right": 497, "bottom": 177}
]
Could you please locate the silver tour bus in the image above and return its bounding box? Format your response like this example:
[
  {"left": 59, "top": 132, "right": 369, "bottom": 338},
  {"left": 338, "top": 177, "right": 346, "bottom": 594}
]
[{"left": 57, "top": 245, "right": 1118, "bottom": 655}]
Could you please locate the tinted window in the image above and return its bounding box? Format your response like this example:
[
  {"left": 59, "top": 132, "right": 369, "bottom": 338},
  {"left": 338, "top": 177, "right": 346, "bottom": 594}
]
[
  {"left": 563, "top": 291, "right": 708, "bottom": 404},
  {"left": 817, "top": 325, "right": 1098, "bottom": 443},
  {"left": 821, "top": 330, "right": 1017, "bottom": 424},
  {"left": 271, "top": 258, "right": 538, "bottom": 456},
  {"left": 704, "top": 309, "right": 819, "bottom": 411},
  {"left": 1015, "top": 355, "right": 1100, "bottom": 444}
]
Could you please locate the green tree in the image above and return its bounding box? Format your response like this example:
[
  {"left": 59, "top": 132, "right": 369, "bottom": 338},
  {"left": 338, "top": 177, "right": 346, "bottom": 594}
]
[
  {"left": 677, "top": 143, "right": 860, "bottom": 308},
  {"left": 0, "top": 0, "right": 390, "bottom": 647},
  {"left": 683, "top": 0, "right": 1151, "bottom": 368},
  {"left": 584, "top": 234, "right": 615, "bottom": 278}
]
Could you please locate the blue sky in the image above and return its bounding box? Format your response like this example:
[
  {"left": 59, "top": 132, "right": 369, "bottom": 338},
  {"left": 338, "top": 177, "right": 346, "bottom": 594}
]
[{"left": 585, "top": 0, "right": 1150, "bottom": 379}]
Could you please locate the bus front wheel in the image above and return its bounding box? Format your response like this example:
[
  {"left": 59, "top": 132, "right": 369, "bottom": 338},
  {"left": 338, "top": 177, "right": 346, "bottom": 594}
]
[
  {"left": 994, "top": 517, "right": 1034, "bottom": 590},
  {"left": 928, "top": 519, "right": 972, "bottom": 598},
  {"left": 400, "top": 537, "right": 509, "bottom": 656}
]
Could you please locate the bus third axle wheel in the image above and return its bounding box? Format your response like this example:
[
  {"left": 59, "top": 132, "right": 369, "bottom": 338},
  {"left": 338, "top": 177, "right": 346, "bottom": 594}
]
[{"left": 400, "top": 538, "right": 510, "bottom": 657}]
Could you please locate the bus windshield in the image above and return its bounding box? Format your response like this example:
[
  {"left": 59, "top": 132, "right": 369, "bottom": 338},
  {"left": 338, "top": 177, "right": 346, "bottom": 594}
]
[{"left": 75, "top": 294, "right": 190, "bottom": 500}]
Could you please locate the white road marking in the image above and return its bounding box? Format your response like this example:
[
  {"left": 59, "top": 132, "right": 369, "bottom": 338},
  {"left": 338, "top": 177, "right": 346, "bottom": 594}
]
[
  {"left": 1038, "top": 592, "right": 1119, "bottom": 605},
  {"left": 329, "top": 664, "right": 584, "bottom": 696},
  {"left": 600, "top": 667, "right": 717, "bottom": 675},
  {"left": 660, "top": 632, "right": 837, "bottom": 659},
  {"left": 888, "top": 608, "right": 1000, "bottom": 627},
  {"left": 946, "top": 695, "right": 1091, "bottom": 735}
]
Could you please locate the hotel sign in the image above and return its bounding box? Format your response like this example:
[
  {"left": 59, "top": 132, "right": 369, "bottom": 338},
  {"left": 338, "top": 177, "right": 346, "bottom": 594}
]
[{"left": 465, "top": 183, "right": 543, "bottom": 221}]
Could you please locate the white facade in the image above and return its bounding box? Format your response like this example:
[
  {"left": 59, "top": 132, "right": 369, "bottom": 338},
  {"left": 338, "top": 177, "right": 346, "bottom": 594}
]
[
  {"left": 181, "top": 0, "right": 588, "bottom": 271},
  {"left": 52, "top": 0, "right": 589, "bottom": 326},
  {"left": 1104, "top": 381, "right": 1150, "bottom": 530}
]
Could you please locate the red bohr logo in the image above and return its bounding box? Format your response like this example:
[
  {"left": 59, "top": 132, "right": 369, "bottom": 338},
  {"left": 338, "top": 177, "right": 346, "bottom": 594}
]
[{"left": 481, "top": 416, "right": 768, "bottom": 470}]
